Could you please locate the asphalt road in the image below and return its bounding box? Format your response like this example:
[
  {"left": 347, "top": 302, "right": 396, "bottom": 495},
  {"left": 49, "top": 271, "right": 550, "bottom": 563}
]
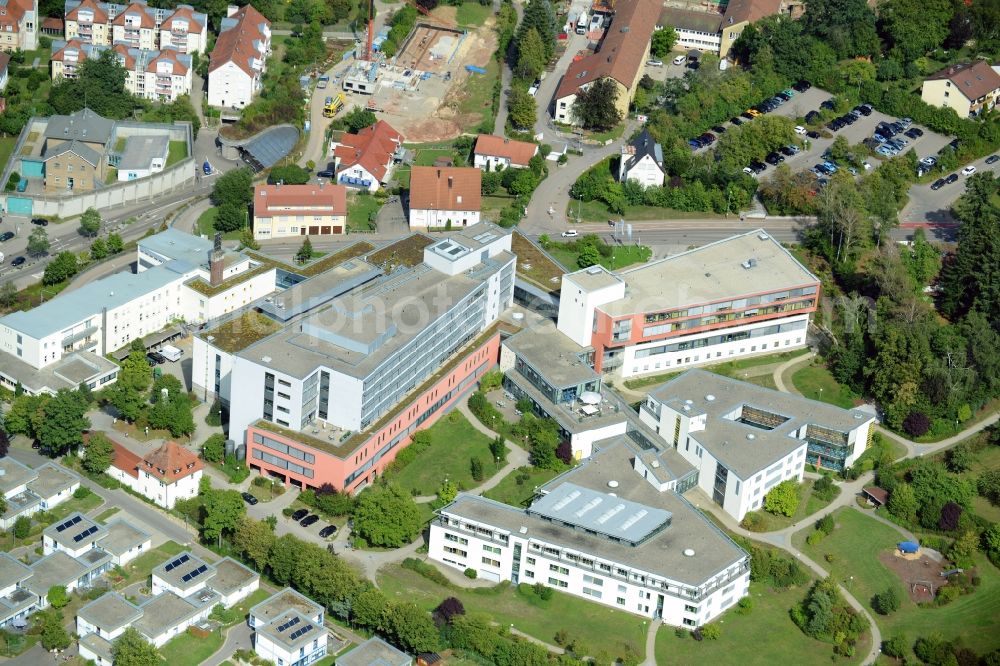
[{"left": 902, "top": 151, "right": 1000, "bottom": 224}]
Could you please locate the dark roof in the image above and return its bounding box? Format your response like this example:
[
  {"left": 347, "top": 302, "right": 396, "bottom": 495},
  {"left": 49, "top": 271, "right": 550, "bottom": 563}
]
[
  {"left": 863, "top": 486, "right": 888, "bottom": 505},
  {"left": 0, "top": 52, "right": 10, "bottom": 74},
  {"left": 624, "top": 128, "right": 662, "bottom": 173},
  {"left": 925, "top": 61, "right": 1000, "bottom": 102},
  {"left": 722, "top": 0, "right": 783, "bottom": 26},
  {"left": 243, "top": 125, "right": 299, "bottom": 171}
]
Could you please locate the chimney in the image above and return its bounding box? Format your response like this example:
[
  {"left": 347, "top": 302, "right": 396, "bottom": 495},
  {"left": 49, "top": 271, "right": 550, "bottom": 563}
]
[{"left": 210, "top": 232, "right": 224, "bottom": 286}]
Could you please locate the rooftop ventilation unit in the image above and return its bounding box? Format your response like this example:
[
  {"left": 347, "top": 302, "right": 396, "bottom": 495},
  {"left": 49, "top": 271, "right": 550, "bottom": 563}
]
[
  {"left": 758, "top": 232, "right": 769, "bottom": 241},
  {"left": 746, "top": 433, "right": 755, "bottom": 440},
  {"left": 683, "top": 548, "right": 695, "bottom": 557},
  {"left": 261, "top": 355, "right": 271, "bottom": 362},
  {"left": 651, "top": 460, "right": 660, "bottom": 468},
  {"left": 607, "top": 480, "right": 619, "bottom": 488},
  {"left": 705, "top": 394, "right": 715, "bottom": 401}
]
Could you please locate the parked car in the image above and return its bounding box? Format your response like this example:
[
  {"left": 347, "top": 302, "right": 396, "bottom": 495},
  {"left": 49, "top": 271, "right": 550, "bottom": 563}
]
[
  {"left": 11, "top": 256, "right": 25, "bottom": 268},
  {"left": 863, "top": 137, "right": 881, "bottom": 151},
  {"left": 317, "top": 170, "right": 335, "bottom": 178},
  {"left": 898, "top": 117, "right": 912, "bottom": 128},
  {"left": 688, "top": 138, "right": 703, "bottom": 149},
  {"left": 740, "top": 111, "right": 754, "bottom": 120},
  {"left": 291, "top": 508, "right": 309, "bottom": 521},
  {"left": 698, "top": 132, "right": 716, "bottom": 145},
  {"left": 241, "top": 492, "right": 258, "bottom": 505},
  {"left": 672, "top": 55, "right": 687, "bottom": 66},
  {"left": 146, "top": 351, "right": 166, "bottom": 365},
  {"left": 0, "top": 232, "right": 13, "bottom": 242},
  {"left": 804, "top": 111, "right": 821, "bottom": 124},
  {"left": 873, "top": 132, "right": 889, "bottom": 143},
  {"left": 806, "top": 130, "right": 821, "bottom": 139},
  {"left": 780, "top": 145, "right": 796, "bottom": 157},
  {"left": 986, "top": 154, "right": 999, "bottom": 164},
  {"left": 30, "top": 218, "right": 48, "bottom": 226},
  {"left": 875, "top": 146, "right": 895, "bottom": 157},
  {"left": 793, "top": 80, "right": 812, "bottom": 92},
  {"left": 646, "top": 59, "right": 663, "bottom": 67},
  {"left": 746, "top": 108, "right": 762, "bottom": 118},
  {"left": 794, "top": 125, "right": 807, "bottom": 135},
  {"left": 300, "top": 514, "right": 320, "bottom": 527},
  {"left": 786, "top": 144, "right": 801, "bottom": 154},
  {"left": 730, "top": 117, "right": 744, "bottom": 126},
  {"left": 711, "top": 125, "right": 727, "bottom": 134},
  {"left": 962, "top": 165, "right": 977, "bottom": 176},
  {"left": 930, "top": 178, "right": 946, "bottom": 190},
  {"left": 319, "top": 525, "right": 338, "bottom": 538},
  {"left": 904, "top": 128, "right": 923, "bottom": 139},
  {"left": 862, "top": 161, "right": 873, "bottom": 170},
  {"left": 920, "top": 156, "right": 937, "bottom": 167},
  {"left": 765, "top": 152, "right": 783, "bottom": 166},
  {"left": 820, "top": 99, "right": 836, "bottom": 111},
  {"left": 945, "top": 173, "right": 959, "bottom": 184},
  {"left": 561, "top": 230, "right": 578, "bottom": 237},
  {"left": 749, "top": 161, "right": 767, "bottom": 174}
]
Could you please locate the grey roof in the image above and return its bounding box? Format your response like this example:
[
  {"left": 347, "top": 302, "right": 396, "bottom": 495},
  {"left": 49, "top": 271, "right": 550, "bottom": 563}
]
[
  {"left": 0, "top": 553, "right": 32, "bottom": 590},
  {"left": 503, "top": 319, "right": 596, "bottom": 388},
  {"left": 337, "top": 637, "right": 411, "bottom": 666},
  {"left": 79, "top": 633, "right": 114, "bottom": 663},
  {"left": 138, "top": 228, "right": 213, "bottom": 266},
  {"left": 441, "top": 440, "right": 748, "bottom": 587},
  {"left": 529, "top": 482, "right": 671, "bottom": 545},
  {"left": 251, "top": 588, "right": 323, "bottom": 626},
  {"left": 0, "top": 587, "right": 39, "bottom": 621},
  {"left": 647, "top": 369, "right": 874, "bottom": 478},
  {"left": 118, "top": 135, "right": 170, "bottom": 171},
  {"left": 563, "top": 264, "right": 625, "bottom": 293},
  {"left": 256, "top": 259, "right": 381, "bottom": 323},
  {"left": 27, "top": 463, "right": 80, "bottom": 501},
  {"left": 504, "top": 369, "right": 628, "bottom": 435},
  {"left": 44, "top": 108, "right": 115, "bottom": 145},
  {"left": 634, "top": 440, "right": 697, "bottom": 484},
  {"left": 425, "top": 225, "right": 510, "bottom": 259},
  {"left": 77, "top": 592, "right": 143, "bottom": 633},
  {"left": 44, "top": 512, "right": 107, "bottom": 552},
  {"left": 257, "top": 610, "right": 324, "bottom": 652},
  {"left": 0, "top": 350, "right": 118, "bottom": 394},
  {"left": 0, "top": 457, "right": 38, "bottom": 495},
  {"left": 208, "top": 557, "right": 258, "bottom": 596},
  {"left": 152, "top": 551, "right": 215, "bottom": 591},
  {"left": 243, "top": 126, "right": 299, "bottom": 170},
  {"left": 600, "top": 230, "right": 820, "bottom": 316},
  {"left": 624, "top": 129, "right": 663, "bottom": 174},
  {"left": 97, "top": 520, "right": 151, "bottom": 557},
  {"left": 24, "top": 551, "right": 88, "bottom": 598},
  {"left": 43, "top": 139, "right": 103, "bottom": 166},
  {"left": 1, "top": 261, "right": 190, "bottom": 339},
  {"left": 133, "top": 591, "right": 201, "bottom": 641}
]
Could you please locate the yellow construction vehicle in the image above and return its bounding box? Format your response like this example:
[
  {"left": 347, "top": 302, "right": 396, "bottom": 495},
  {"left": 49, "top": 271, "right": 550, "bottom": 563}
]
[{"left": 323, "top": 93, "right": 345, "bottom": 118}]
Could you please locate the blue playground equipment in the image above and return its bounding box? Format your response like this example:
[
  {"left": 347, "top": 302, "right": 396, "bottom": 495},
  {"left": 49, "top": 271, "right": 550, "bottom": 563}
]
[{"left": 898, "top": 541, "right": 919, "bottom": 554}]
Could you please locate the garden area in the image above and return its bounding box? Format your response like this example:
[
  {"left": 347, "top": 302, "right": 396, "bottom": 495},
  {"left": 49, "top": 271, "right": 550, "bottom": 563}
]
[
  {"left": 195, "top": 207, "right": 243, "bottom": 241},
  {"left": 791, "top": 360, "right": 862, "bottom": 409},
  {"left": 0, "top": 486, "right": 103, "bottom": 552},
  {"left": 346, "top": 192, "right": 382, "bottom": 231},
  {"left": 740, "top": 476, "right": 841, "bottom": 532},
  {"left": 112, "top": 540, "right": 186, "bottom": 589},
  {"left": 541, "top": 234, "right": 652, "bottom": 272},
  {"left": 623, "top": 348, "right": 810, "bottom": 391},
  {"left": 482, "top": 465, "right": 562, "bottom": 508}
]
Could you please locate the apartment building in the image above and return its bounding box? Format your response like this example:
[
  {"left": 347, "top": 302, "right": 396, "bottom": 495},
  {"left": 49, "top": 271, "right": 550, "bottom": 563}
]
[
  {"left": 408, "top": 166, "right": 481, "bottom": 229},
  {"left": 207, "top": 4, "right": 271, "bottom": 109},
  {"left": 639, "top": 370, "right": 875, "bottom": 519},
  {"left": 107, "top": 440, "right": 203, "bottom": 509},
  {"left": 0, "top": 0, "right": 37, "bottom": 53},
  {"left": 52, "top": 41, "right": 192, "bottom": 102},
  {"left": 556, "top": 230, "right": 820, "bottom": 378},
  {"left": 252, "top": 183, "right": 348, "bottom": 240},
  {"left": 0, "top": 51, "right": 9, "bottom": 91},
  {"left": 0, "top": 228, "right": 275, "bottom": 395},
  {"left": 656, "top": 8, "right": 722, "bottom": 53},
  {"left": 429, "top": 438, "right": 749, "bottom": 626},
  {"left": 250, "top": 589, "right": 327, "bottom": 666},
  {"left": 331, "top": 120, "right": 404, "bottom": 192},
  {"left": 63, "top": 0, "right": 206, "bottom": 53},
  {"left": 921, "top": 61, "right": 1000, "bottom": 119},
  {"left": 192, "top": 227, "right": 515, "bottom": 492},
  {"left": 553, "top": 0, "right": 659, "bottom": 125},
  {"left": 473, "top": 134, "right": 538, "bottom": 171}
]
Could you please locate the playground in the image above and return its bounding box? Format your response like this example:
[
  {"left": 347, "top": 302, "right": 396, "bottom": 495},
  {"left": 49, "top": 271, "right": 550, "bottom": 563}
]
[{"left": 878, "top": 547, "right": 950, "bottom": 603}]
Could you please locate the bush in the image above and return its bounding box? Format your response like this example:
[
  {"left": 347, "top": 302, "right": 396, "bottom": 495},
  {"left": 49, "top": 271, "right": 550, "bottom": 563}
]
[
  {"left": 872, "top": 586, "right": 901, "bottom": 615},
  {"left": 740, "top": 511, "right": 765, "bottom": 531},
  {"left": 700, "top": 623, "right": 721, "bottom": 640},
  {"left": 470, "top": 457, "right": 484, "bottom": 482},
  {"left": 401, "top": 558, "right": 453, "bottom": 588},
  {"left": 73, "top": 486, "right": 93, "bottom": 500},
  {"left": 464, "top": 568, "right": 477, "bottom": 579},
  {"left": 533, "top": 582, "right": 553, "bottom": 600},
  {"left": 735, "top": 596, "right": 753, "bottom": 615},
  {"left": 13, "top": 515, "right": 31, "bottom": 539},
  {"left": 813, "top": 475, "right": 837, "bottom": 501},
  {"left": 816, "top": 514, "right": 834, "bottom": 535},
  {"left": 903, "top": 411, "right": 931, "bottom": 437},
  {"left": 806, "top": 531, "right": 825, "bottom": 546},
  {"left": 882, "top": 634, "right": 907, "bottom": 659}
]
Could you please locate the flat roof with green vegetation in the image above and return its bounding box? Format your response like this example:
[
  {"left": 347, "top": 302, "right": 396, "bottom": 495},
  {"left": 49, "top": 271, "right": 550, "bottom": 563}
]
[
  {"left": 365, "top": 235, "right": 434, "bottom": 271},
  {"left": 202, "top": 311, "right": 282, "bottom": 353},
  {"left": 185, "top": 262, "right": 275, "bottom": 298},
  {"left": 511, "top": 232, "right": 563, "bottom": 296},
  {"left": 246, "top": 241, "right": 375, "bottom": 278}
]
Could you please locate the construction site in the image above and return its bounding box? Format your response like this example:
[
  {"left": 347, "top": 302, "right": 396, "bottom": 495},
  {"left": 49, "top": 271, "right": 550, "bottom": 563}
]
[{"left": 338, "top": 4, "right": 498, "bottom": 142}]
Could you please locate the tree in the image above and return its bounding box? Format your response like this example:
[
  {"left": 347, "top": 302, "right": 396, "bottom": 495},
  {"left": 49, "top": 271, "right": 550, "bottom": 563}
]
[
  {"left": 202, "top": 433, "right": 226, "bottom": 463},
  {"left": 872, "top": 586, "right": 900, "bottom": 615},
  {"left": 42, "top": 251, "right": 79, "bottom": 285},
  {"left": 470, "top": 456, "right": 484, "bottom": 482},
  {"left": 571, "top": 78, "right": 622, "bottom": 131},
  {"left": 979, "top": 469, "right": 1000, "bottom": 505},
  {"left": 13, "top": 515, "right": 30, "bottom": 539},
  {"left": 650, "top": 27, "right": 677, "bottom": 57},
  {"left": 516, "top": 0, "right": 556, "bottom": 61},
  {"left": 90, "top": 237, "right": 109, "bottom": 260},
  {"left": 946, "top": 445, "right": 975, "bottom": 473},
  {"left": 79, "top": 207, "right": 102, "bottom": 237},
  {"left": 233, "top": 516, "right": 276, "bottom": 572},
  {"left": 37, "top": 609, "right": 70, "bottom": 650},
  {"left": 296, "top": 237, "right": 315, "bottom": 264},
  {"left": 887, "top": 482, "right": 918, "bottom": 524},
  {"left": 46, "top": 585, "right": 69, "bottom": 609},
  {"left": 938, "top": 501, "right": 962, "bottom": 531},
  {"left": 903, "top": 412, "right": 931, "bottom": 437},
  {"left": 83, "top": 432, "right": 115, "bottom": 474},
  {"left": 211, "top": 167, "right": 254, "bottom": 208},
  {"left": 882, "top": 634, "right": 908, "bottom": 659},
  {"left": 214, "top": 202, "right": 247, "bottom": 233},
  {"left": 201, "top": 488, "right": 247, "bottom": 543},
  {"left": 0, "top": 281, "right": 17, "bottom": 308},
  {"left": 239, "top": 227, "right": 260, "bottom": 251},
  {"left": 109, "top": 351, "right": 152, "bottom": 422},
  {"left": 516, "top": 27, "right": 546, "bottom": 80},
  {"left": 508, "top": 88, "right": 537, "bottom": 130},
  {"left": 37, "top": 388, "right": 90, "bottom": 455},
  {"left": 48, "top": 49, "right": 134, "bottom": 119},
  {"left": 342, "top": 107, "right": 378, "bottom": 133},
  {"left": 107, "top": 232, "right": 125, "bottom": 254},
  {"left": 268, "top": 534, "right": 305, "bottom": 585},
  {"left": 878, "top": 0, "right": 953, "bottom": 61},
  {"left": 267, "top": 164, "right": 311, "bottom": 185},
  {"left": 763, "top": 480, "right": 800, "bottom": 517},
  {"left": 353, "top": 586, "right": 390, "bottom": 630},
  {"left": 147, "top": 374, "right": 195, "bottom": 437},
  {"left": 353, "top": 483, "right": 422, "bottom": 547},
  {"left": 27, "top": 226, "right": 50, "bottom": 257},
  {"left": 434, "top": 596, "right": 466, "bottom": 624},
  {"left": 389, "top": 602, "right": 440, "bottom": 653},
  {"left": 947, "top": 529, "right": 980, "bottom": 567},
  {"left": 577, "top": 243, "right": 602, "bottom": 268},
  {"left": 112, "top": 627, "right": 160, "bottom": 666}
]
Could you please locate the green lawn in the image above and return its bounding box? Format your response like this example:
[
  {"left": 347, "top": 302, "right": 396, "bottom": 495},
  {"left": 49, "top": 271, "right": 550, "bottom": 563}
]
[
  {"left": 545, "top": 241, "right": 652, "bottom": 271},
  {"left": 654, "top": 582, "right": 855, "bottom": 666},
  {"left": 390, "top": 411, "right": 497, "bottom": 496},
  {"left": 623, "top": 349, "right": 810, "bottom": 391},
  {"left": 791, "top": 362, "right": 860, "bottom": 408},
  {"left": 167, "top": 140, "right": 188, "bottom": 167},
  {"left": 743, "top": 478, "right": 841, "bottom": 532},
  {"left": 794, "top": 507, "right": 1000, "bottom": 661},
  {"left": 482, "top": 466, "right": 562, "bottom": 508},
  {"left": 116, "top": 540, "right": 186, "bottom": 588},
  {"left": 160, "top": 627, "right": 224, "bottom": 664},
  {"left": 458, "top": 58, "right": 500, "bottom": 122},
  {"left": 95, "top": 507, "right": 121, "bottom": 523},
  {"left": 195, "top": 207, "right": 243, "bottom": 240},
  {"left": 47, "top": 491, "right": 103, "bottom": 522},
  {"left": 455, "top": 2, "right": 491, "bottom": 26},
  {"left": 0, "top": 137, "right": 17, "bottom": 173},
  {"left": 377, "top": 562, "right": 646, "bottom": 660},
  {"left": 415, "top": 148, "right": 457, "bottom": 166},
  {"left": 346, "top": 192, "right": 382, "bottom": 231},
  {"left": 567, "top": 199, "right": 725, "bottom": 223}
]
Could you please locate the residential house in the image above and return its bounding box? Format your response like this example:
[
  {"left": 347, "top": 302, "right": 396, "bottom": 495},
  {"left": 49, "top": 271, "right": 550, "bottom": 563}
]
[
  {"left": 96, "top": 520, "right": 152, "bottom": 566},
  {"left": 252, "top": 183, "right": 348, "bottom": 240},
  {"left": 618, "top": 128, "right": 665, "bottom": 187},
  {"left": 0, "top": 457, "right": 80, "bottom": 530},
  {"left": 337, "top": 637, "right": 411, "bottom": 666},
  {"left": 110, "top": 0, "right": 156, "bottom": 50},
  {"left": 407, "top": 166, "right": 481, "bottom": 229},
  {"left": 116, "top": 134, "right": 170, "bottom": 181},
  {"left": 108, "top": 440, "right": 203, "bottom": 509},
  {"left": 0, "top": 0, "right": 38, "bottom": 53},
  {"left": 63, "top": 0, "right": 206, "bottom": 53},
  {"left": 553, "top": 0, "right": 659, "bottom": 126},
  {"left": 921, "top": 61, "right": 1000, "bottom": 118},
  {"left": 473, "top": 134, "right": 538, "bottom": 171},
  {"left": 717, "top": 0, "right": 784, "bottom": 59},
  {"left": 111, "top": 43, "right": 193, "bottom": 102},
  {"left": 207, "top": 4, "right": 271, "bottom": 109},
  {"left": 331, "top": 120, "right": 403, "bottom": 192},
  {"left": 42, "top": 512, "right": 108, "bottom": 559},
  {"left": 251, "top": 589, "right": 327, "bottom": 666}
]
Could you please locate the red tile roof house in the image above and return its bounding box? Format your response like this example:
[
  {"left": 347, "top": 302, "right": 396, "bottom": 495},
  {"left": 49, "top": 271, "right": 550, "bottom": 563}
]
[
  {"left": 407, "top": 166, "right": 482, "bottom": 230},
  {"left": 473, "top": 134, "right": 539, "bottom": 171},
  {"left": 252, "top": 183, "right": 348, "bottom": 239},
  {"left": 107, "top": 440, "right": 204, "bottom": 509},
  {"left": 207, "top": 4, "right": 271, "bottom": 109},
  {"left": 331, "top": 120, "right": 404, "bottom": 192}
]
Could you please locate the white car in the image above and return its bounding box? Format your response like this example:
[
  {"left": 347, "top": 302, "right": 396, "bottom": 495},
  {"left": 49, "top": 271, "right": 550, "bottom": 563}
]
[
  {"left": 962, "top": 165, "right": 977, "bottom": 176},
  {"left": 646, "top": 59, "right": 663, "bottom": 67},
  {"left": 562, "top": 230, "right": 578, "bottom": 237},
  {"left": 794, "top": 126, "right": 807, "bottom": 135},
  {"left": 862, "top": 161, "right": 873, "bottom": 171}
]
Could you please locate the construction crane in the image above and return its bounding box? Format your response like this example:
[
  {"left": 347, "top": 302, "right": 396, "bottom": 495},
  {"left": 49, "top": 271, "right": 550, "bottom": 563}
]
[{"left": 364, "top": 0, "right": 375, "bottom": 61}]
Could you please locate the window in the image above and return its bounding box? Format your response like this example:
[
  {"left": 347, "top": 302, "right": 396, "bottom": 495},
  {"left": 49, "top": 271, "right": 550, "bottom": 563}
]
[
  {"left": 483, "top": 545, "right": 501, "bottom": 555},
  {"left": 685, "top": 604, "right": 698, "bottom": 613},
  {"left": 549, "top": 564, "right": 569, "bottom": 575},
  {"left": 617, "top": 597, "right": 626, "bottom": 605},
  {"left": 583, "top": 587, "right": 602, "bottom": 599},
  {"left": 582, "top": 574, "right": 603, "bottom": 586},
  {"left": 526, "top": 557, "right": 536, "bottom": 565},
  {"left": 525, "top": 570, "right": 534, "bottom": 579},
  {"left": 482, "top": 557, "right": 500, "bottom": 567},
  {"left": 547, "top": 578, "right": 568, "bottom": 588},
  {"left": 444, "top": 533, "right": 468, "bottom": 545}
]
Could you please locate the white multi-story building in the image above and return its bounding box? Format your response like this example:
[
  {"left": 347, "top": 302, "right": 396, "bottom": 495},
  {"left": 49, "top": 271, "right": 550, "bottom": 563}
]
[
  {"left": 250, "top": 589, "right": 327, "bottom": 666},
  {"left": 63, "top": 0, "right": 207, "bottom": 53},
  {"left": 556, "top": 230, "right": 821, "bottom": 378},
  {"left": 337, "top": 637, "right": 411, "bottom": 666},
  {"left": 407, "top": 166, "right": 481, "bottom": 230},
  {"left": 207, "top": 4, "right": 271, "bottom": 109},
  {"left": 429, "top": 437, "right": 749, "bottom": 627},
  {"left": 0, "top": 228, "right": 277, "bottom": 395},
  {"left": 618, "top": 129, "right": 665, "bottom": 188},
  {"left": 107, "top": 440, "right": 203, "bottom": 509},
  {"left": 639, "top": 369, "right": 875, "bottom": 519}
]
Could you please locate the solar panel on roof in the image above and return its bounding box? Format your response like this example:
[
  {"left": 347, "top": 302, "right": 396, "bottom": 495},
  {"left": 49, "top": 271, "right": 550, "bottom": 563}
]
[
  {"left": 56, "top": 515, "right": 82, "bottom": 533},
  {"left": 277, "top": 615, "right": 300, "bottom": 632},
  {"left": 290, "top": 624, "right": 313, "bottom": 640},
  {"left": 165, "top": 554, "right": 190, "bottom": 572},
  {"left": 182, "top": 573, "right": 192, "bottom": 582},
  {"left": 73, "top": 525, "right": 98, "bottom": 542}
]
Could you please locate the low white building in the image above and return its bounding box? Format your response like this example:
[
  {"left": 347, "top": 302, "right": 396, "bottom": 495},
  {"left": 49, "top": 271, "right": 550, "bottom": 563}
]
[
  {"left": 619, "top": 129, "right": 665, "bottom": 188},
  {"left": 43, "top": 512, "right": 108, "bottom": 559},
  {"left": 117, "top": 134, "right": 170, "bottom": 181},
  {"left": 337, "top": 637, "right": 411, "bottom": 666},
  {"left": 108, "top": 440, "right": 203, "bottom": 510},
  {"left": 77, "top": 592, "right": 144, "bottom": 664},
  {"left": 473, "top": 134, "right": 538, "bottom": 171},
  {"left": 639, "top": 370, "right": 875, "bottom": 519},
  {"left": 407, "top": 166, "right": 481, "bottom": 230},
  {"left": 96, "top": 520, "right": 152, "bottom": 567},
  {"left": 207, "top": 4, "right": 270, "bottom": 109},
  {"left": 0, "top": 458, "right": 80, "bottom": 530},
  {"left": 429, "top": 438, "right": 749, "bottom": 627},
  {"left": 251, "top": 589, "right": 327, "bottom": 666},
  {"left": 0, "top": 553, "right": 35, "bottom": 629}
]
